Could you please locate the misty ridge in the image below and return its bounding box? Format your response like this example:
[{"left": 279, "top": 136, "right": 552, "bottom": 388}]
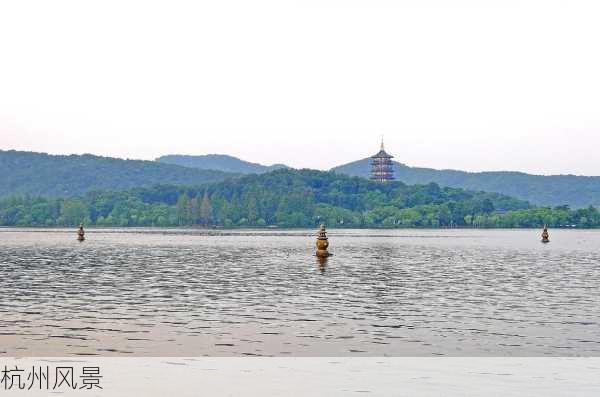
[
  {"left": 2, "top": 149, "right": 600, "bottom": 209},
  {"left": 156, "top": 154, "right": 288, "bottom": 175}
]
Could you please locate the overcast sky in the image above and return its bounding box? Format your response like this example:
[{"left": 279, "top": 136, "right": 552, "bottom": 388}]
[{"left": 1, "top": 0, "right": 599, "bottom": 175}]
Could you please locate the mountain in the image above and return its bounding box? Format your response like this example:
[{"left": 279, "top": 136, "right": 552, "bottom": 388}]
[
  {"left": 0, "top": 150, "right": 235, "bottom": 198},
  {"left": 1, "top": 168, "right": 540, "bottom": 228},
  {"left": 156, "top": 154, "right": 288, "bottom": 174},
  {"left": 332, "top": 158, "right": 600, "bottom": 208}
]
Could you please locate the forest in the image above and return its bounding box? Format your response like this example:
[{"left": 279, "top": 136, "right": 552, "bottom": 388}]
[{"left": 1, "top": 169, "right": 599, "bottom": 228}]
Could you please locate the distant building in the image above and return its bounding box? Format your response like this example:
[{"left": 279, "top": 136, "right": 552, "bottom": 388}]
[{"left": 370, "top": 138, "right": 395, "bottom": 182}]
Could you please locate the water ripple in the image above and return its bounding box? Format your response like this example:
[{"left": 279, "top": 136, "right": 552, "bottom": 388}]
[{"left": 0, "top": 228, "right": 599, "bottom": 356}]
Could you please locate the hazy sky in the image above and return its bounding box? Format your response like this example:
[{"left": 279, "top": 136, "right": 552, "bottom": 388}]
[{"left": 1, "top": 0, "right": 599, "bottom": 175}]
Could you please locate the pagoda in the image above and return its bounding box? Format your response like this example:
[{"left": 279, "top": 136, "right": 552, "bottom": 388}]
[{"left": 370, "top": 138, "right": 395, "bottom": 182}]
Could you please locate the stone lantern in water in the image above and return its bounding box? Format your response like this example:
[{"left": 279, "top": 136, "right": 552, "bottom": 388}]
[
  {"left": 77, "top": 223, "right": 85, "bottom": 242},
  {"left": 541, "top": 225, "right": 550, "bottom": 243},
  {"left": 316, "top": 224, "right": 331, "bottom": 258}
]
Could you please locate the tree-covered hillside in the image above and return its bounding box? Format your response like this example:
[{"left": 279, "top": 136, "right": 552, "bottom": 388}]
[
  {"left": 4, "top": 168, "right": 580, "bottom": 229},
  {"left": 156, "top": 154, "right": 288, "bottom": 174},
  {"left": 0, "top": 150, "right": 235, "bottom": 198},
  {"left": 332, "top": 158, "right": 600, "bottom": 208}
]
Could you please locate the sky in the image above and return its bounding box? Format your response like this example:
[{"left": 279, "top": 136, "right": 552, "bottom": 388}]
[{"left": 1, "top": 0, "right": 599, "bottom": 175}]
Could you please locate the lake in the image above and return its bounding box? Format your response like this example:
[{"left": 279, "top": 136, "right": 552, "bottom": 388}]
[{"left": 0, "top": 228, "right": 599, "bottom": 356}]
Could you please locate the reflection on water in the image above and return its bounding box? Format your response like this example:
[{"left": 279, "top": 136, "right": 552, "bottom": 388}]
[
  {"left": 317, "top": 256, "right": 328, "bottom": 274},
  {"left": 0, "top": 228, "right": 599, "bottom": 357}
]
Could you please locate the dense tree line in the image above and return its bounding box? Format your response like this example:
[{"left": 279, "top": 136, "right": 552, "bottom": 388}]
[{"left": 1, "top": 169, "right": 598, "bottom": 228}]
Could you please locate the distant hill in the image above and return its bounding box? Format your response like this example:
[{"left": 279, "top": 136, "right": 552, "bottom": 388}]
[
  {"left": 0, "top": 150, "right": 235, "bottom": 198},
  {"left": 156, "top": 154, "right": 288, "bottom": 174},
  {"left": 332, "top": 158, "right": 600, "bottom": 208}
]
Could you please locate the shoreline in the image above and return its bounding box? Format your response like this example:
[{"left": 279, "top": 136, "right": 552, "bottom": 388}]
[{"left": 1, "top": 225, "right": 598, "bottom": 231}]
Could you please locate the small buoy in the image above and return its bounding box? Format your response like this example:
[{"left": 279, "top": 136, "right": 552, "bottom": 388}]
[
  {"left": 77, "top": 223, "right": 85, "bottom": 242},
  {"left": 316, "top": 224, "right": 331, "bottom": 258},
  {"left": 541, "top": 225, "right": 549, "bottom": 243}
]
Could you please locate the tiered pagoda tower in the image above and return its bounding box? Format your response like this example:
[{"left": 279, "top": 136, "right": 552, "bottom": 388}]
[{"left": 370, "top": 138, "right": 395, "bottom": 182}]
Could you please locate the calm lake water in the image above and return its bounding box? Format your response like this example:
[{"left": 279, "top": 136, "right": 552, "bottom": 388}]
[{"left": 0, "top": 228, "right": 599, "bottom": 357}]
